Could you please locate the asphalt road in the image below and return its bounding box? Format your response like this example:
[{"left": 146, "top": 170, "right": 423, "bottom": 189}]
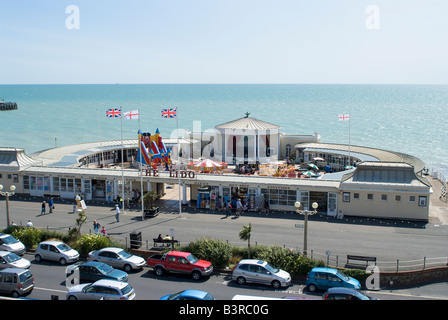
[{"left": 4, "top": 196, "right": 448, "bottom": 272}]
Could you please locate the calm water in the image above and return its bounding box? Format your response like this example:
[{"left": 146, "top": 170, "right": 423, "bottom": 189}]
[{"left": 1, "top": 84, "right": 447, "bottom": 173}]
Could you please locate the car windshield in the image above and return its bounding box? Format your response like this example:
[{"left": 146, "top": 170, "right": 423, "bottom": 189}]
[
  {"left": 336, "top": 271, "right": 350, "bottom": 281},
  {"left": 2, "top": 235, "right": 18, "bottom": 245},
  {"left": 186, "top": 254, "right": 199, "bottom": 264},
  {"left": 117, "top": 250, "right": 132, "bottom": 259},
  {"left": 97, "top": 263, "right": 114, "bottom": 275},
  {"left": 264, "top": 262, "right": 279, "bottom": 274},
  {"left": 56, "top": 243, "right": 71, "bottom": 252},
  {"left": 3, "top": 252, "right": 20, "bottom": 263},
  {"left": 19, "top": 270, "right": 32, "bottom": 282}
]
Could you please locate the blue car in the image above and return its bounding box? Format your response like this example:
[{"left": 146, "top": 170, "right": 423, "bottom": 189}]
[
  {"left": 306, "top": 267, "right": 361, "bottom": 292},
  {"left": 66, "top": 261, "right": 129, "bottom": 284},
  {"left": 160, "top": 289, "right": 215, "bottom": 300}
]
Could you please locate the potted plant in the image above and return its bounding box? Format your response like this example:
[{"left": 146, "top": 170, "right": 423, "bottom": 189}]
[{"left": 143, "top": 190, "right": 159, "bottom": 217}]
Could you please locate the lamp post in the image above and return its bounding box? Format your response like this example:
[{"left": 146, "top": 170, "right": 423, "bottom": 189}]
[
  {"left": 294, "top": 201, "right": 318, "bottom": 256},
  {"left": 0, "top": 185, "right": 16, "bottom": 227}
]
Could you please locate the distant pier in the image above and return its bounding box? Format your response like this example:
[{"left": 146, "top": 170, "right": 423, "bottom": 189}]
[{"left": 0, "top": 101, "right": 18, "bottom": 111}]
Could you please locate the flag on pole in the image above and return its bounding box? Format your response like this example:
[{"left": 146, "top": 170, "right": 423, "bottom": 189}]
[
  {"left": 161, "top": 108, "right": 177, "bottom": 118},
  {"left": 124, "top": 109, "right": 139, "bottom": 120},
  {"left": 338, "top": 114, "right": 350, "bottom": 121},
  {"left": 106, "top": 108, "right": 122, "bottom": 118}
]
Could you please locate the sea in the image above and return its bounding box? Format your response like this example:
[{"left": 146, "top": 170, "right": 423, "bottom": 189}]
[{"left": 1, "top": 84, "right": 447, "bottom": 177}]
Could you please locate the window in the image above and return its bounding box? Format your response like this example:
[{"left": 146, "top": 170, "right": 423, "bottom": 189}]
[
  {"left": 419, "top": 196, "right": 427, "bottom": 207},
  {"left": 168, "top": 256, "right": 176, "bottom": 263},
  {"left": 53, "top": 177, "right": 60, "bottom": 192},
  {"left": 367, "top": 194, "right": 374, "bottom": 200},
  {"left": 23, "top": 176, "right": 30, "bottom": 190},
  {"left": 13, "top": 174, "right": 18, "bottom": 183},
  {"left": 409, "top": 196, "right": 416, "bottom": 202},
  {"left": 343, "top": 192, "right": 350, "bottom": 202},
  {"left": 395, "top": 195, "right": 401, "bottom": 202},
  {"left": 381, "top": 194, "right": 387, "bottom": 201},
  {"left": 353, "top": 193, "right": 360, "bottom": 200}
]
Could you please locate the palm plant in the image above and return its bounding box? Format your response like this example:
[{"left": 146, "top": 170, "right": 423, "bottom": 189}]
[{"left": 239, "top": 223, "right": 252, "bottom": 258}]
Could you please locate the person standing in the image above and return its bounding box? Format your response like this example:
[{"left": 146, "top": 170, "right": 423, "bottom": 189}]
[
  {"left": 115, "top": 204, "right": 120, "bottom": 222},
  {"left": 48, "top": 197, "right": 54, "bottom": 213},
  {"left": 41, "top": 201, "right": 46, "bottom": 215},
  {"left": 236, "top": 198, "right": 242, "bottom": 217},
  {"left": 93, "top": 220, "right": 100, "bottom": 235}
]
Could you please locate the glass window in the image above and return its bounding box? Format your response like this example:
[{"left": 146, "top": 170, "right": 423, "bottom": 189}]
[
  {"left": 23, "top": 176, "right": 30, "bottom": 190},
  {"left": 381, "top": 194, "right": 387, "bottom": 201},
  {"left": 53, "top": 177, "right": 60, "bottom": 192}
]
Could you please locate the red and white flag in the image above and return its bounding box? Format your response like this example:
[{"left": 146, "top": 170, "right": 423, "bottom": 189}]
[
  {"left": 338, "top": 114, "right": 350, "bottom": 121},
  {"left": 124, "top": 110, "right": 139, "bottom": 120}
]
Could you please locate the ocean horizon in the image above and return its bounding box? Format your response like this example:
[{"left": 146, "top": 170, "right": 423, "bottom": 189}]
[{"left": 1, "top": 83, "right": 447, "bottom": 174}]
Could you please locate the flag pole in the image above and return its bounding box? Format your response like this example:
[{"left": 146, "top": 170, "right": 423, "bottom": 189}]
[
  {"left": 121, "top": 107, "right": 125, "bottom": 213},
  {"left": 139, "top": 110, "right": 144, "bottom": 220},
  {"left": 177, "top": 108, "right": 181, "bottom": 215},
  {"left": 348, "top": 114, "right": 351, "bottom": 167}
]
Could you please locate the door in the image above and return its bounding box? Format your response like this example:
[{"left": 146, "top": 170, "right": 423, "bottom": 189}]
[
  {"left": 252, "top": 265, "right": 272, "bottom": 285},
  {"left": 327, "top": 193, "right": 338, "bottom": 217},
  {"left": 47, "top": 244, "right": 61, "bottom": 262},
  {"left": 83, "top": 179, "right": 92, "bottom": 201}
]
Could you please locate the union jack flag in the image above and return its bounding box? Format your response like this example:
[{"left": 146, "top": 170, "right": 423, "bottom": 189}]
[
  {"left": 161, "top": 108, "right": 177, "bottom": 118},
  {"left": 106, "top": 108, "right": 122, "bottom": 118}
]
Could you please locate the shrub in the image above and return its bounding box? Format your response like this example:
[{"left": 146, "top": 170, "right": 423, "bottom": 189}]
[
  {"left": 11, "top": 227, "right": 41, "bottom": 250},
  {"left": 185, "top": 237, "right": 232, "bottom": 268},
  {"left": 72, "top": 234, "right": 125, "bottom": 257}
]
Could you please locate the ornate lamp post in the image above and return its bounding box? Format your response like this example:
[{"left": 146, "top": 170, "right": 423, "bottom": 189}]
[
  {"left": 0, "top": 185, "right": 16, "bottom": 227},
  {"left": 294, "top": 201, "right": 318, "bottom": 256}
]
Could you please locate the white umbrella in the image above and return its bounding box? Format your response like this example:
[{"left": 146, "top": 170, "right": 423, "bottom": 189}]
[
  {"left": 313, "top": 157, "right": 325, "bottom": 161},
  {"left": 308, "top": 163, "right": 319, "bottom": 171}
]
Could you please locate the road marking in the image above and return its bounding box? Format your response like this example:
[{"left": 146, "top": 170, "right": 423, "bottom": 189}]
[{"left": 35, "top": 287, "right": 67, "bottom": 294}]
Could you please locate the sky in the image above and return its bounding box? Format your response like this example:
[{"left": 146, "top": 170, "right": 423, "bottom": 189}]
[{"left": 1, "top": 0, "right": 447, "bottom": 84}]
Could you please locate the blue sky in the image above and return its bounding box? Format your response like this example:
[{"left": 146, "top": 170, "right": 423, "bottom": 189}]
[{"left": 1, "top": 0, "right": 447, "bottom": 84}]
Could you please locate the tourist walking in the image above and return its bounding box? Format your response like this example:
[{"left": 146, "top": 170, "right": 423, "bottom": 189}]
[
  {"left": 93, "top": 220, "right": 100, "bottom": 235},
  {"left": 236, "top": 198, "right": 242, "bottom": 217},
  {"left": 41, "top": 201, "right": 46, "bottom": 215},
  {"left": 100, "top": 226, "right": 107, "bottom": 236},
  {"left": 226, "top": 199, "right": 231, "bottom": 217},
  {"left": 115, "top": 204, "right": 120, "bottom": 222}
]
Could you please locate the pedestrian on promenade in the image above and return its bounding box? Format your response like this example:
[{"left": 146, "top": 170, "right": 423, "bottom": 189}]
[
  {"left": 100, "top": 226, "right": 107, "bottom": 236},
  {"left": 41, "top": 201, "right": 46, "bottom": 215},
  {"left": 48, "top": 197, "right": 54, "bottom": 213},
  {"left": 26, "top": 219, "right": 33, "bottom": 228},
  {"left": 115, "top": 204, "right": 120, "bottom": 222},
  {"left": 236, "top": 198, "right": 242, "bottom": 217},
  {"left": 226, "top": 199, "right": 231, "bottom": 217},
  {"left": 93, "top": 220, "right": 100, "bottom": 235}
]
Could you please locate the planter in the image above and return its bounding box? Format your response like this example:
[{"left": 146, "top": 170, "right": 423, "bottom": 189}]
[{"left": 144, "top": 206, "right": 159, "bottom": 218}]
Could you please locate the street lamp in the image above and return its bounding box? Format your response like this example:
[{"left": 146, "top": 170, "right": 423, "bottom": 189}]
[
  {"left": 294, "top": 201, "right": 318, "bottom": 256},
  {"left": 0, "top": 184, "right": 16, "bottom": 227}
]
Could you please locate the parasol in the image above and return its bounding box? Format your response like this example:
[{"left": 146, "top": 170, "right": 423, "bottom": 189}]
[{"left": 187, "top": 159, "right": 228, "bottom": 173}]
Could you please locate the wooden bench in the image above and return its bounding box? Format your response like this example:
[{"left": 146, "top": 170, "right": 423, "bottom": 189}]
[
  {"left": 346, "top": 255, "right": 377, "bottom": 269},
  {"left": 153, "top": 238, "right": 179, "bottom": 247}
]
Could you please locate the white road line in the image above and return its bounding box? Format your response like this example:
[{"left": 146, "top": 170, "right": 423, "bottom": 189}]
[{"left": 35, "top": 287, "right": 68, "bottom": 294}]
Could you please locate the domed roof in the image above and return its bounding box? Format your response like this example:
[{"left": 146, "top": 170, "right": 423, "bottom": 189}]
[{"left": 215, "top": 113, "right": 281, "bottom": 131}]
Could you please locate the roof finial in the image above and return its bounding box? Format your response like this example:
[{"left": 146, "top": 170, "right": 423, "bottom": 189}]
[{"left": 245, "top": 112, "right": 250, "bottom": 118}]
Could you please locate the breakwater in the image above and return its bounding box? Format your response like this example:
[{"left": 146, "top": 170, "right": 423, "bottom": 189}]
[{"left": 0, "top": 101, "right": 18, "bottom": 110}]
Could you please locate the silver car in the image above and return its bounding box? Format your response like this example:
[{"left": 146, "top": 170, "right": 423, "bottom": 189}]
[
  {"left": 232, "top": 259, "right": 291, "bottom": 289},
  {"left": 0, "top": 250, "right": 31, "bottom": 269},
  {"left": 88, "top": 247, "right": 146, "bottom": 272},
  {"left": 34, "top": 240, "right": 79, "bottom": 265},
  {"left": 0, "top": 234, "right": 26, "bottom": 256},
  {"left": 66, "top": 279, "right": 135, "bottom": 300}
]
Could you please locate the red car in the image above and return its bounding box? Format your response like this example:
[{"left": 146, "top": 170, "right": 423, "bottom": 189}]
[{"left": 147, "top": 251, "right": 213, "bottom": 280}]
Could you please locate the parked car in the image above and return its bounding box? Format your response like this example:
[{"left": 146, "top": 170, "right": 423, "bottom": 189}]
[
  {"left": 66, "top": 279, "right": 135, "bottom": 300},
  {"left": 147, "top": 251, "right": 213, "bottom": 280},
  {"left": 323, "top": 287, "right": 376, "bottom": 300},
  {"left": 0, "top": 233, "right": 26, "bottom": 256},
  {"left": 306, "top": 267, "right": 361, "bottom": 292},
  {"left": 34, "top": 240, "right": 79, "bottom": 265},
  {"left": 0, "top": 250, "right": 31, "bottom": 269},
  {"left": 232, "top": 259, "right": 291, "bottom": 289},
  {"left": 88, "top": 247, "right": 146, "bottom": 272},
  {"left": 0, "top": 268, "right": 34, "bottom": 298},
  {"left": 160, "top": 289, "right": 215, "bottom": 300},
  {"left": 66, "top": 261, "right": 129, "bottom": 284}
]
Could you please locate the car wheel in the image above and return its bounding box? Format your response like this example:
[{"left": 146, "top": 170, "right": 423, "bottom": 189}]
[
  {"left": 155, "top": 266, "right": 165, "bottom": 276},
  {"left": 192, "top": 271, "right": 202, "bottom": 281},
  {"left": 35, "top": 254, "right": 42, "bottom": 262},
  {"left": 11, "top": 291, "right": 19, "bottom": 298},
  {"left": 123, "top": 264, "right": 132, "bottom": 273},
  {"left": 59, "top": 258, "right": 67, "bottom": 265},
  {"left": 236, "top": 276, "right": 246, "bottom": 285},
  {"left": 307, "top": 283, "right": 318, "bottom": 292},
  {"left": 271, "top": 280, "right": 281, "bottom": 289},
  {"left": 68, "top": 295, "right": 78, "bottom": 300}
]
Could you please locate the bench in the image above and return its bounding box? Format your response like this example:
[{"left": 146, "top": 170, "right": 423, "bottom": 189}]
[
  {"left": 153, "top": 238, "right": 179, "bottom": 247},
  {"left": 345, "top": 255, "right": 377, "bottom": 269}
]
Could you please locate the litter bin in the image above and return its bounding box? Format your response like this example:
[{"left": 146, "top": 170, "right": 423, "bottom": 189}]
[{"left": 130, "top": 230, "right": 142, "bottom": 249}]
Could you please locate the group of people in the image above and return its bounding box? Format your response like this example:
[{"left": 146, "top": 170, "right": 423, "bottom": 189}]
[
  {"left": 93, "top": 220, "right": 107, "bottom": 236},
  {"left": 40, "top": 198, "right": 55, "bottom": 215}
]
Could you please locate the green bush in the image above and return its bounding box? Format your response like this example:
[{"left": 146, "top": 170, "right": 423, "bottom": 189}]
[
  {"left": 11, "top": 227, "right": 41, "bottom": 250},
  {"left": 184, "top": 237, "right": 232, "bottom": 268},
  {"left": 72, "top": 234, "right": 125, "bottom": 256}
]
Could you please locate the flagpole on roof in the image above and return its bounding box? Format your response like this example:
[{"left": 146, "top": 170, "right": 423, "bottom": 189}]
[
  {"left": 138, "top": 109, "right": 144, "bottom": 220},
  {"left": 121, "top": 107, "right": 125, "bottom": 213},
  {"left": 177, "top": 107, "right": 181, "bottom": 216}
]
